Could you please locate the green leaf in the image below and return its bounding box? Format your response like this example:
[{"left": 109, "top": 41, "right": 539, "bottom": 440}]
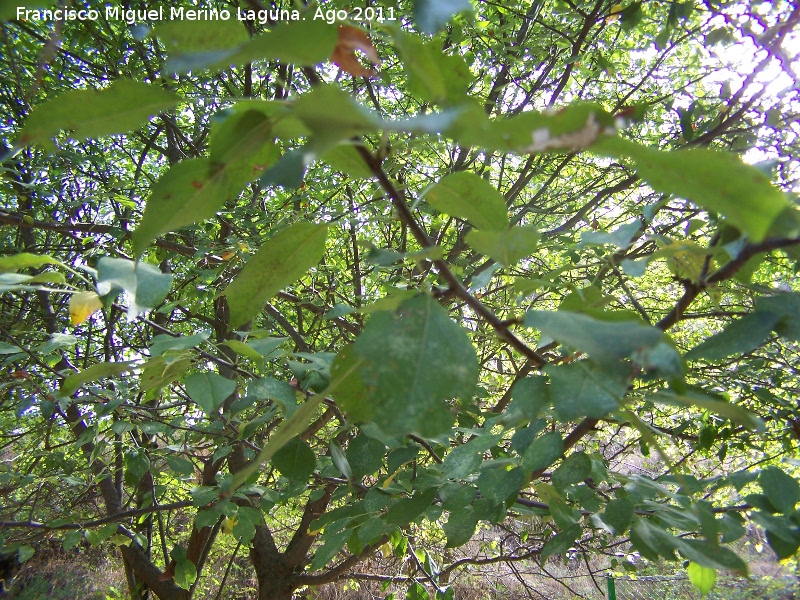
[
  {"left": 170, "top": 546, "right": 198, "bottom": 590},
  {"left": 541, "top": 523, "right": 582, "bottom": 561},
  {"left": 19, "top": 80, "right": 181, "bottom": 149},
  {"left": 208, "top": 109, "right": 275, "bottom": 189},
  {"left": 406, "top": 581, "right": 429, "bottom": 600},
  {"left": 599, "top": 497, "right": 634, "bottom": 535},
  {"left": 349, "top": 294, "right": 479, "bottom": 438},
  {"left": 688, "top": 562, "right": 716, "bottom": 596},
  {"left": 385, "top": 488, "right": 438, "bottom": 526},
  {"left": 443, "top": 506, "right": 478, "bottom": 547},
  {"left": 392, "top": 31, "right": 471, "bottom": 105},
  {"left": 525, "top": 310, "right": 665, "bottom": 361},
  {"left": 0, "top": 252, "right": 60, "bottom": 273},
  {"left": 450, "top": 102, "right": 614, "bottom": 154},
  {"left": 155, "top": 19, "right": 249, "bottom": 74},
  {"left": 441, "top": 434, "right": 503, "bottom": 480},
  {"left": 61, "top": 361, "right": 135, "bottom": 396},
  {"left": 425, "top": 172, "right": 509, "bottom": 232},
  {"left": 413, "top": 0, "right": 473, "bottom": 34},
  {"left": 551, "top": 452, "right": 592, "bottom": 490},
  {"left": 184, "top": 372, "right": 237, "bottom": 415},
  {"left": 220, "top": 339, "right": 263, "bottom": 362},
  {"left": 546, "top": 361, "right": 628, "bottom": 421},
  {"left": 96, "top": 258, "right": 172, "bottom": 319},
  {"left": 593, "top": 136, "right": 791, "bottom": 242},
  {"left": 651, "top": 391, "right": 764, "bottom": 432},
  {"left": 133, "top": 160, "right": 227, "bottom": 256},
  {"left": 310, "top": 527, "right": 352, "bottom": 571},
  {"left": 223, "top": 223, "right": 328, "bottom": 328},
  {"left": 62, "top": 530, "right": 83, "bottom": 552},
  {"left": 759, "top": 466, "right": 800, "bottom": 514},
  {"left": 247, "top": 377, "right": 297, "bottom": 416},
  {"left": 476, "top": 467, "right": 524, "bottom": 503},
  {"left": 230, "top": 15, "right": 338, "bottom": 67},
  {"left": 149, "top": 331, "right": 210, "bottom": 357},
  {"left": 757, "top": 293, "right": 800, "bottom": 342},
  {"left": 466, "top": 225, "right": 540, "bottom": 265},
  {"left": 292, "top": 85, "right": 377, "bottom": 138},
  {"left": 346, "top": 435, "right": 386, "bottom": 478},
  {"left": 272, "top": 436, "right": 316, "bottom": 484},
  {"left": 85, "top": 523, "right": 119, "bottom": 546},
  {"left": 522, "top": 431, "right": 564, "bottom": 472},
  {"left": 580, "top": 221, "right": 641, "bottom": 249},
  {"left": 17, "top": 545, "right": 35, "bottom": 563},
  {"left": 505, "top": 377, "right": 549, "bottom": 425},
  {"left": 686, "top": 312, "right": 780, "bottom": 360},
  {"left": 321, "top": 145, "right": 375, "bottom": 179}
]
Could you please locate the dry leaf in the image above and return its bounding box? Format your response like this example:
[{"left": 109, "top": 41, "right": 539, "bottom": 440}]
[
  {"left": 69, "top": 290, "right": 103, "bottom": 326},
  {"left": 330, "top": 25, "right": 380, "bottom": 78}
]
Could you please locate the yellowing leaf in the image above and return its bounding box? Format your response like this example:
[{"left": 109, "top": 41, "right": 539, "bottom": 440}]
[
  {"left": 688, "top": 562, "right": 716, "bottom": 596},
  {"left": 221, "top": 516, "right": 238, "bottom": 535},
  {"left": 69, "top": 291, "right": 103, "bottom": 326}
]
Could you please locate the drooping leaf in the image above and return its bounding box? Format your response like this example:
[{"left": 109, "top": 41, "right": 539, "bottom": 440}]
[
  {"left": 170, "top": 546, "right": 198, "bottom": 590},
  {"left": 476, "top": 467, "right": 524, "bottom": 503},
  {"left": 443, "top": 506, "right": 478, "bottom": 547},
  {"left": 347, "top": 294, "right": 479, "bottom": 438},
  {"left": 272, "top": 436, "right": 316, "bottom": 484},
  {"left": 0, "top": 252, "right": 60, "bottom": 273},
  {"left": 385, "top": 488, "right": 438, "bottom": 526},
  {"left": 546, "top": 361, "right": 628, "bottom": 421},
  {"left": 759, "top": 466, "right": 800, "bottom": 514},
  {"left": 346, "top": 435, "right": 386, "bottom": 479},
  {"left": 131, "top": 158, "right": 230, "bottom": 257},
  {"left": 425, "top": 172, "right": 509, "bottom": 232},
  {"left": 521, "top": 431, "right": 564, "bottom": 472},
  {"left": 223, "top": 223, "right": 328, "bottom": 328},
  {"left": 18, "top": 80, "right": 181, "bottom": 149},
  {"left": 184, "top": 372, "right": 237, "bottom": 415},
  {"left": 208, "top": 108, "right": 275, "bottom": 188},
  {"left": 599, "top": 497, "right": 634, "bottom": 535},
  {"left": 540, "top": 523, "right": 582, "bottom": 561},
  {"left": 551, "top": 452, "right": 592, "bottom": 490},
  {"left": 686, "top": 311, "right": 780, "bottom": 360},
  {"left": 309, "top": 527, "right": 351, "bottom": 571}
]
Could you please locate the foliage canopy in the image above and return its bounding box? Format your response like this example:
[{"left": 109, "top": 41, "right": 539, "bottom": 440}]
[{"left": 1, "top": 1, "right": 800, "bottom": 599}]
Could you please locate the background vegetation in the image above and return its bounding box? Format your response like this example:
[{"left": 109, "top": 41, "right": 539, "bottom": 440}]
[{"left": 1, "top": 0, "right": 799, "bottom": 598}]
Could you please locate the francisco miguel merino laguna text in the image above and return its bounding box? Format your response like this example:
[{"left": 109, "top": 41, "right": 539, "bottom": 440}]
[{"left": 16, "top": 7, "right": 307, "bottom": 25}]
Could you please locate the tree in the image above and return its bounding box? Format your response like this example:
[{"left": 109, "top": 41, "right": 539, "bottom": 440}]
[{"left": 1, "top": 0, "right": 799, "bottom": 598}]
